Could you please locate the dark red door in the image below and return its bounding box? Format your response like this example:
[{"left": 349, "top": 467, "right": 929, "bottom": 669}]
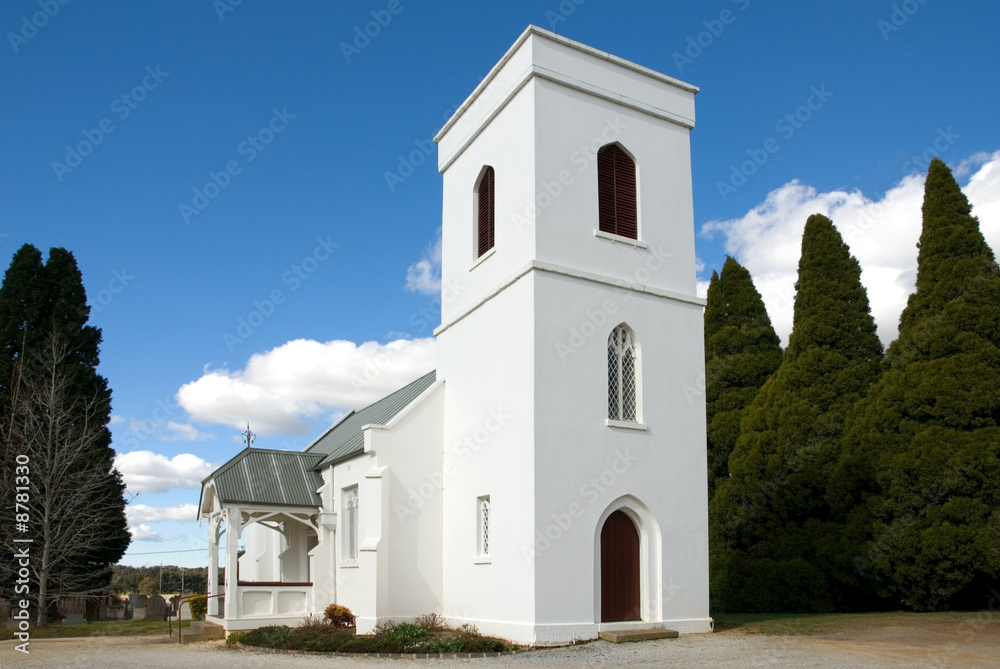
[{"left": 601, "top": 510, "right": 640, "bottom": 622}]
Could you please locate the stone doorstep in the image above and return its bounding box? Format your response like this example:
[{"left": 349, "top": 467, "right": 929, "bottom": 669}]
[
  {"left": 180, "top": 620, "right": 226, "bottom": 644},
  {"left": 598, "top": 628, "right": 679, "bottom": 643}
]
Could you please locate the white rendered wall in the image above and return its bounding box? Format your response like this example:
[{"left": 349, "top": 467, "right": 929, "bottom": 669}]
[
  {"left": 436, "top": 275, "right": 538, "bottom": 642},
  {"left": 531, "top": 272, "right": 710, "bottom": 636},
  {"left": 364, "top": 381, "right": 445, "bottom": 620},
  {"left": 330, "top": 455, "right": 377, "bottom": 630}
]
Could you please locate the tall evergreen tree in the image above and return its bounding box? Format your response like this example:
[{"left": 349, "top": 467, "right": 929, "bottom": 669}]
[
  {"left": 838, "top": 158, "right": 1000, "bottom": 610},
  {"left": 0, "top": 244, "right": 130, "bottom": 622},
  {"left": 704, "top": 257, "right": 782, "bottom": 498},
  {"left": 711, "top": 214, "right": 883, "bottom": 612}
]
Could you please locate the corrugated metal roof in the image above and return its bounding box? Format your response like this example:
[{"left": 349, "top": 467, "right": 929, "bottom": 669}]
[
  {"left": 208, "top": 448, "right": 325, "bottom": 507},
  {"left": 306, "top": 370, "right": 436, "bottom": 468}
]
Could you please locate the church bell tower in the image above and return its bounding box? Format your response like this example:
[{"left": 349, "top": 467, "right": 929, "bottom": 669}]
[{"left": 434, "top": 25, "right": 711, "bottom": 644}]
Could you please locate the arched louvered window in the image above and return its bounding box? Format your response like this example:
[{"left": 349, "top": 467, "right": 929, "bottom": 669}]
[
  {"left": 343, "top": 486, "right": 358, "bottom": 562},
  {"left": 608, "top": 325, "right": 639, "bottom": 422},
  {"left": 597, "top": 144, "right": 637, "bottom": 239},
  {"left": 476, "top": 166, "right": 496, "bottom": 257}
]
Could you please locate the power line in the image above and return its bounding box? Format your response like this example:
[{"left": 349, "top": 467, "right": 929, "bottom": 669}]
[{"left": 123, "top": 548, "right": 206, "bottom": 556}]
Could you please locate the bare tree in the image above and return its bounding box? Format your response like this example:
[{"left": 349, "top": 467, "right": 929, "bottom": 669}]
[{"left": 9, "top": 335, "right": 129, "bottom": 623}]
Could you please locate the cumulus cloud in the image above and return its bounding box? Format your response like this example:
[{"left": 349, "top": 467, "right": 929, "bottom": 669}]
[
  {"left": 115, "top": 451, "right": 216, "bottom": 494},
  {"left": 405, "top": 233, "right": 442, "bottom": 296},
  {"left": 129, "top": 524, "right": 163, "bottom": 542},
  {"left": 126, "top": 504, "right": 199, "bottom": 524},
  {"left": 163, "top": 421, "right": 215, "bottom": 442},
  {"left": 702, "top": 151, "right": 1000, "bottom": 346},
  {"left": 177, "top": 338, "right": 437, "bottom": 435}
]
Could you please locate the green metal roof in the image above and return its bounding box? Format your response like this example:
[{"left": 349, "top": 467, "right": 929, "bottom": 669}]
[
  {"left": 206, "top": 448, "right": 325, "bottom": 507},
  {"left": 201, "top": 370, "right": 436, "bottom": 509},
  {"left": 306, "top": 370, "right": 437, "bottom": 468}
]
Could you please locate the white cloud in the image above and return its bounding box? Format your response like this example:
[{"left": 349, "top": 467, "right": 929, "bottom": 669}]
[
  {"left": 126, "top": 503, "right": 199, "bottom": 524},
  {"left": 115, "top": 451, "right": 216, "bottom": 494},
  {"left": 405, "top": 233, "right": 442, "bottom": 296},
  {"left": 109, "top": 415, "right": 125, "bottom": 425},
  {"left": 177, "top": 338, "right": 437, "bottom": 435},
  {"left": 163, "top": 421, "right": 215, "bottom": 442},
  {"left": 702, "top": 151, "right": 1000, "bottom": 346},
  {"left": 129, "top": 524, "right": 163, "bottom": 542}
]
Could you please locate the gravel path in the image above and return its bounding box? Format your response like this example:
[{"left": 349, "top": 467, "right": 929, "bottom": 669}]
[{"left": 2, "top": 628, "right": 996, "bottom": 669}]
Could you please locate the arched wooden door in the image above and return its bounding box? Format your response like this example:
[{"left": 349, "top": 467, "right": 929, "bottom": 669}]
[{"left": 600, "top": 510, "right": 640, "bottom": 622}]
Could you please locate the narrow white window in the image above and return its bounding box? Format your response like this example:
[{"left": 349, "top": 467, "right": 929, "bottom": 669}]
[
  {"left": 343, "top": 486, "right": 358, "bottom": 562},
  {"left": 477, "top": 495, "right": 491, "bottom": 557},
  {"left": 608, "top": 325, "right": 639, "bottom": 422}
]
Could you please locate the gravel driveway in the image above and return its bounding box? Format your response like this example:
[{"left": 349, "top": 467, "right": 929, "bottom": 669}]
[{"left": 3, "top": 624, "right": 997, "bottom": 669}]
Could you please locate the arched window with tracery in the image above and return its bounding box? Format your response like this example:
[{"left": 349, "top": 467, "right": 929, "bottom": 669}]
[{"left": 608, "top": 325, "right": 639, "bottom": 422}]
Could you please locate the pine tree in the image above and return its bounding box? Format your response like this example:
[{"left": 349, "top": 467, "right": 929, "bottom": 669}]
[
  {"left": 704, "top": 257, "right": 782, "bottom": 498},
  {"left": 0, "top": 244, "right": 130, "bottom": 622},
  {"left": 839, "top": 158, "right": 1000, "bottom": 610},
  {"left": 711, "top": 214, "right": 883, "bottom": 612}
]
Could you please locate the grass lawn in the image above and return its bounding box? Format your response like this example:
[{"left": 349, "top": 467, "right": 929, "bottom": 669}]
[
  {"left": 713, "top": 610, "right": 994, "bottom": 636},
  {"left": 0, "top": 618, "right": 191, "bottom": 640}
]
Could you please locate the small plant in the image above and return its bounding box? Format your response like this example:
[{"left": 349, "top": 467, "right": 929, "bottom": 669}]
[
  {"left": 323, "top": 603, "right": 356, "bottom": 628},
  {"left": 382, "top": 622, "right": 430, "bottom": 652},
  {"left": 226, "top": 630, "right": 248, "bottom": 645},
  {"left": 187, "top": 594, "right": 207, "bottom": 621},
  {"left": 414, "top": 612, "right": 446, "bottom": 632},
  {"left": 299, "top": 613, "right": 337, "bottom": 632},
  {"left": 372, "top": 619, "right": 397, "bottom": 635}
]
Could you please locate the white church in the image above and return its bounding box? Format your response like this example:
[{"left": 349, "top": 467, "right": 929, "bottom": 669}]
[{"left": 197, "top": 25, "right": 711, "bottom": 646}]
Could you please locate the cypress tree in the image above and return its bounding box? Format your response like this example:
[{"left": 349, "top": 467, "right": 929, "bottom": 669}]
[
  {"left": 839, "top": 158, "right": 1000, "bottom": 610},
  {"left": 711, "top": 214, "right": 883, "bottom": 612},
  {"left": 0, "top": 244, "right": 130, "bottom": 620},
  {"left": 704, "top": 257, "right": 782, "bottom": 498}
]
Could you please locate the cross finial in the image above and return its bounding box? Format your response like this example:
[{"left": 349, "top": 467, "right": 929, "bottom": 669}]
[{"left": 242, "top": 423, "right": 255, "bottom": 447}]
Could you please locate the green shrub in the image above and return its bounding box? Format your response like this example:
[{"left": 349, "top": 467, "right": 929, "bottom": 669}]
[
  {"left": 240, "top": 625, "right": 291, "bottom": 649},
  {"left": 291, "top": 628, "right": 354, "bottom": 652},
  {"left": 337, "top": 636, "right": 382, "bottom": 653},
  {"left": 225, "top": 630, "right": 248, "bottom": 645},
  {"left": 322, "top": 603, "right": 356, "bottom": 628},
  {"left": 187, "top": 594, "right": 207, "bottom": 621}
]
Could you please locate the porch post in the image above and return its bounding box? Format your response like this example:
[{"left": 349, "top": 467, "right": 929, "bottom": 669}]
[
  {"left": 223, "top": 506, "right": 241, "bottom": 620},
  {"left": 207, "top": 515, "right": 220, "bottom": 616}
]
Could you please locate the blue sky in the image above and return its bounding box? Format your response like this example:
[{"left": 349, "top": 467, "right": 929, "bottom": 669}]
[{"left": 3, "top": 0, "right": 999, "bottom": 568}]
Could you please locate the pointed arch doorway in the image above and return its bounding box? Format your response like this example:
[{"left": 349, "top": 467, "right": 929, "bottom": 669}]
[{"left": 600, "top": 510, "right": 641, "bottom": 622}]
